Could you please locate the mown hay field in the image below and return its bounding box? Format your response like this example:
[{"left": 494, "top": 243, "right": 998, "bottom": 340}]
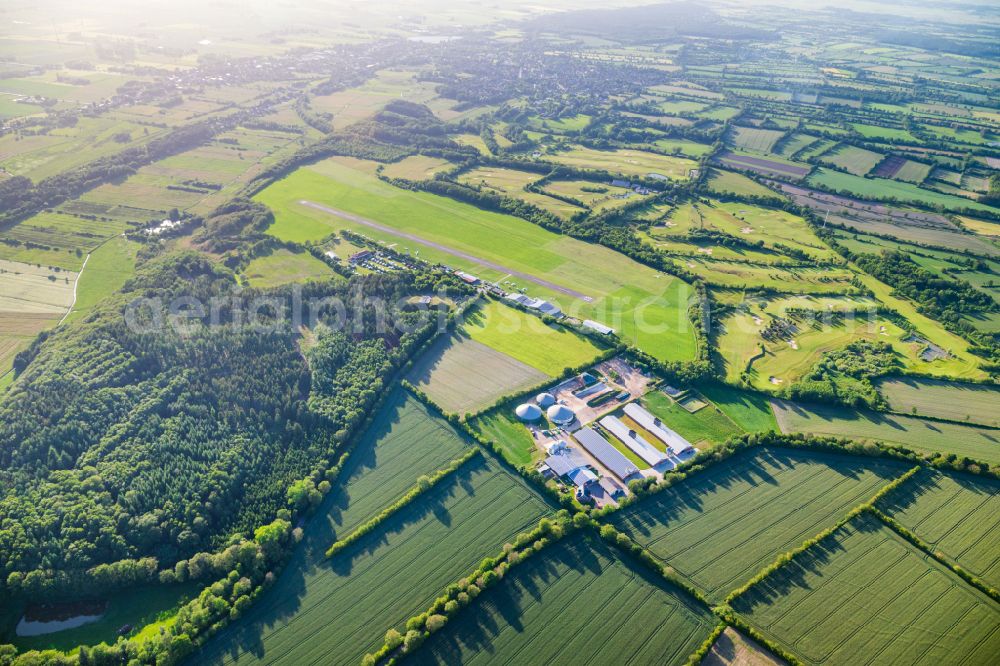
[
  {"left": 381, "top": 155, "right": 454, "bottom": 181},
  {"left": 406, "top": 333, "right": 548, "bottom": 416},
  {"left": 242, "top": 248, "right": 337, "bottom": 289},
  {"left": 407, "top": 534, "right": 716, "bottom": 666},
  {"left": 259, "top": 157, "right": 697, "bottom": 363},
  {"left": 877, "top": 468, "right": 1000, "bottom": 589},
  {"left": 608, "top": 447, "right": 907, "bottom": 601},
  {"left": 732, "top": 513, "right": 1000, "bottom": 665},
  {"left": 771, "top": 399, "right": 1000, "bottom": 466},
  {"left": 876, "top": 377, "right": 1000, "bottom": 427},
  {"left": 197, "top": 405, "right": 550, "bottom": 666}
]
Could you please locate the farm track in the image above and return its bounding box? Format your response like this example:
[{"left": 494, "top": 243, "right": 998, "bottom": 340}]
[{"left": 299, "top": 200, "right": 591, "bottom": 300}]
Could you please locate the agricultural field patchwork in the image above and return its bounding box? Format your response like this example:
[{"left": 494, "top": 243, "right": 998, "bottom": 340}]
[
  {"left": 877, "top": 468, "right": 1000, "bottom": 589},
  {"left": 196, "top": 425, "right": 550, "bottom": 666},
  {"left": 608, "top": 446, "right": 907, "bottom": 601},
  {"left": 409, "top": 534, "right": 717, "bottom": 666},
  {"left": 732, "top": 513, "right": 1000, "bottom": 665},
  {"left": 259, "top": 157, "right": 697, "bottom": 363}
]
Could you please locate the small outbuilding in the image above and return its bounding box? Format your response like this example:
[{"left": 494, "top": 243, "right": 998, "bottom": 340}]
[{"left": 515, "top": 403, "right": 542, "bottom": 421}]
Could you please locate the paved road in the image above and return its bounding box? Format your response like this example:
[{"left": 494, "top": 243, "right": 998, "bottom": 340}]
[{"left": 300, "top": 200, "right": 591, "bottom": 301}]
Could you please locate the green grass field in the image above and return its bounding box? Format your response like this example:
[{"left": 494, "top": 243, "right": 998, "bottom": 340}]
[
  {"left": 697, "top": 384, "right": 778, "bottom": 432},
  {"left": 258, "top": 157, "right": 697, "bottom": 363},
  {"left": 242, "top": 248, "right": 337, "bottom": 289},
  {"left": 641, "top": 390, "right": 743, "bottom": 448},
  {"left": 456, "top": 166, "right": 584, "bottom": 218},
  {"left": 876, "top": 377, "right": 1000, "bottom": 427},
  {"left": 608, "top": 446, "right": 907, "bottom": 601},
  {"left": 469, "top": 409, "right": 540, "bottom": 467},
  {"left": 730, "top": 126, "right": 785, "bottom": 153},
  {"left": 808, "top": 168, "right": 999, "bottom": 214},
  {"left": 461, "top": 300, "right": 605, "bottom": 376},
  {"left": 63, "top": 236, "right": 138, "bottom": 324},
  {"left": 877, "top": 468, "right": 1000, "bottom": 589},
  {"left": 819, "top": 144, "right": 884, "bottom": 175},
  {"left": 732, "top": 513, "right": 1000, "bottom": 665},
  {"left": 650, "top": 138, "right": 714, "bottom": 158},
  {"left": 196, "top": 407, "right": 550, "bottom": 666},
  {"left": 705, "top": 169, "right": 776, "bottom": 197},
  {"left": 771, "top": 399, "right": 1000, "bottom": 465},
  {"left": 406, "top": 332, "right": 547, "bottom": 416},
  {"left": 408, "top": 534, "right": 717, "bottom": 665},
  {"left": 541, "top": 179, "right": 648, "bottom": 214}
]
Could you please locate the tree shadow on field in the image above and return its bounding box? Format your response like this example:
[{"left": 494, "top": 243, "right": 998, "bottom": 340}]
[
  {"left": 731, "top": 514, "right": 879, "bottom": 615},
  {"left": 402, "top": 534, "right": 608, "bottom": 664},
  {"left": 192, "top": 419, "right": 487, "bottom": 666}
]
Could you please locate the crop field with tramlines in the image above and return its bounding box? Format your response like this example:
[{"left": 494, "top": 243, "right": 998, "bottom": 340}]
[
  {"left": 406, "top": 332, "right": 548, "bottom": 415},
  {"left": 196, "top": 427, "right": 550, "bottom": 665},
  {"left": 732, "top": 513, "right": 1000, "bottom": 665},
  {"left": 607, "top": 447, "right": 908, "bottom": 601},
  {"left": 877, "top": 469, "right": 1000, "bottom": 589},
  {"left": 771, "top": 399, "right": 1000, "bottom": 466},
  {"left": 408, "top": 534, "right": 717, "bottom": 666},
  {"left": 875, "top": 377, "right": 1000, "bottom": 427}
]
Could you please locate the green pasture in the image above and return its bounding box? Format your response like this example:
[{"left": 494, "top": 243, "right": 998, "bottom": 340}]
[
  {"left": 875, "top": 377, "right": 1000, "bottom": 427},
  {"left": 242, "top": 248, "right": 338, "bottom": 289},
  {"left": 461, "top": 300, "right": 605, "bottom": 376},
  {"left": 705, "top": 170, "right": 775, "bottom": 197}
]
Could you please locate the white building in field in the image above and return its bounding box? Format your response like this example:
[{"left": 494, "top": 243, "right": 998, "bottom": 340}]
[{"left": 623, "top": 403, "right": 694, "bottom": 456}]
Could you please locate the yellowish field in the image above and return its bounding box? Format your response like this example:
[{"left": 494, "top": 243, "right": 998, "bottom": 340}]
[
  {"left": 457, "top": 166, "right": 585, "bottom": 218},
  {"left": 0, "top": 259, "right": 76, "bottom": 314},
  {"left": 541, "top": 145, "right": 697, "bottom": 181},
  {"left": 309, "top": 69, "right": 439, "bottom": 130},
  {"left": 381, "top": 155, "right": 453, "bottom": 180}
]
